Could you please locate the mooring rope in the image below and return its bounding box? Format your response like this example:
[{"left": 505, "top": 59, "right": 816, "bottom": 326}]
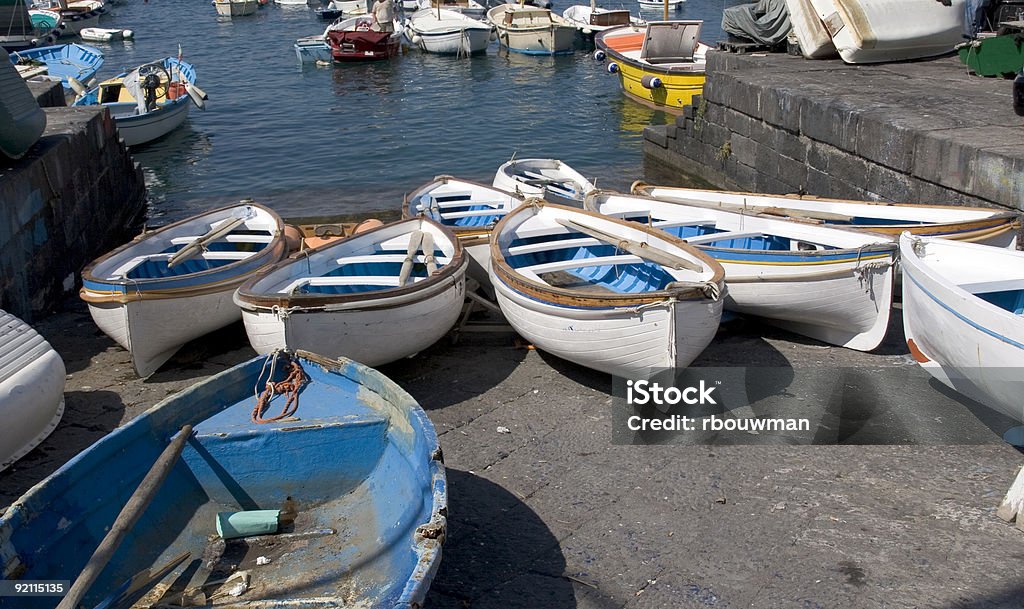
[{"left": 251, "top": 356, "right": 308, "bottom": 424}]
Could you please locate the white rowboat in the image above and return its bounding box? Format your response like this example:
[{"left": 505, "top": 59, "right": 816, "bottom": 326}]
[
  {"left": 79, "top": 27, "right": 134, "bottom": 41},
  {"left": 492, "top": 157, "right": 596, "bottom": 203},
  {"left": 901, "top": 233, "right": 1024, "bottom": 423},
  {"left": 404, "top": 175, "right": 525, "bottom": 293},
  {"left": 589, "top": 191, "right": 898, "bottom": 351},
  {"left": 80, "top": 203, "right": 288, "bottom": 377},
  {"left": 405, "top": 8, "right": 492, "bottom": 55},
  {"left": 235, "top": 218, "right": 468, "bottom": 367},
  {"left": 487, "top": 3, "right": 576, "bottom": 55},
  {"left": 632, "top": 182, "right": 1021, "bottom": 249},
  {"left": 490, "top": 201, "right": 726, "bottom": 378},
  {"left": 0, "top": 310, "right": 65, "bottom": 472},
  {"left": 213, "top": 0, "right": 259, "bottom": 17}
]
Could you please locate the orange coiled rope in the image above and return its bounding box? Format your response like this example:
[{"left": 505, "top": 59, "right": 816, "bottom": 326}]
[{"left": 251, "top": 360, "right": 308, "bottom": 424}]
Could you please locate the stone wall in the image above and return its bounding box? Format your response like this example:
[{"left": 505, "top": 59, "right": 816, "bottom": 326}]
[
  {"left": 0, "top": 107, "right": 146, "bottom": 321},
  {"left": 644, "top": 51, "right": 1024, "bottom": 211}
]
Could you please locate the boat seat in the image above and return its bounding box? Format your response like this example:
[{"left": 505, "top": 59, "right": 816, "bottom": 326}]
[
  {"left": 960, "top": 278, "right": 1024, "bottom": 294},
  {"left": 332, "top": 254, "right": 450, "bottom": 266},
  {"left": 508, "top": 236, "right": 600, "bottom": 256},
  {"left": 683, "top": 231, "right": 763, "bottom": 246},
  {"left": 519, "top": 254, "right": 647, "bottom": 275},
  {"left": 282, "top": 275, "right": 424, "bottom": 294},
  {"left": 169, "top": 234, "right": 274, "bottom": 245},
  {"left": 113, "top": 251, "right": 253, "bottom": 278},
  {"left": 425, "top": 196, "right": 508, "bottom": 211},
  {"left": 440, "top": 209, "right": 510, "bottom": 220}
]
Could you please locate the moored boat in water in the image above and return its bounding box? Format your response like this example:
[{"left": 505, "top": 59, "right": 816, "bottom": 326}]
[
  {"left": 0, "top": 310, "right": 65, "bottom": 473},
  {"left": 562, "top": 3, "right": 641, "bottom": 38},
  {"left": 492, "top": 157, "right": 596, "bottom": 203},
  {"left": 631, "top": 182, "right": 1022, "bottom": 249},
  {"left": 901, "top": 233, "right": 1024, "bottom": 423},
  {"left": 213, "top": 0, "right": 259, "bottom": 17},
  {"left": 490, "top": 200, "right": 726, "bottom": 378},
  {"left": 79, "top": 26, "right": 133, "bottom": 41},
  {"left": 594, "top": 20, "right": 709, "bottom": 113},
  {"left": 235, "top": 217, "right": 468, "bottom": 366},
  {"left": 405, "top": 7, "right": 492, "bottom": 55},
  {"left": 80, "top": 203, "right": 288, "bottom": 377},
  {"left": 9, "top": 42, "right": 103, "bottom": 93},
  {"left": 404, "top": 175, "right": 525, "bottom": 291},
  {"left": 325, "top": 13, "right": 402, "bottom": 61},
  {"left": 588, "top": 191, "right": 899, "bottom": 352},
  {"left": 487, "top": 3, "right": 575, "bottom": 55},
  {"left": 0, "top": 349, "right": 447, "bottom": 609},
  {"left": 71, "top": 56, "right": 204, "bottom": 146}
]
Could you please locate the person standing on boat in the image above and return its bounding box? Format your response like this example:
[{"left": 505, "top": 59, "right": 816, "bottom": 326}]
[{"left": 370, "top": 0, "right": 395, "bottom": 32}]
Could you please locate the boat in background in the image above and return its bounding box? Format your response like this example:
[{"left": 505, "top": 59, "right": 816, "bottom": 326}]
[
  {"left": 213, "top": 0, "right": 259, "bottom": 16},
  {"left": 805, "top": 0, "right": 966, "bottom": 63},
  {"left": 0, "top": 349, "right": 447, "bottom": 608},
  {"left": 405, "top": 7, "right": 492, "bottom": 55},
  {"left": 901, "top": 233, "right": 1024, "bottom": 423},
  {"left": 35, "top": 0, "right": 104, "bottom": 36},
  {"left": 315, "top": 0, "right": 366, "bottom": 19},
  {"left": 27, "top": 8, "right": 65, "bottom": 35},
  {"left": 588, "top": 191, "right": 899, "bottom": 352},
  {"left": 487, "top": 3, "right": 575, "bottom": 55},
  {"left": 325, "top": 14, "right": 402, "bottom": 61},
  {"left": 0, "top": 46, "right": 46, "bottom": 159},
  {"left": 235, "top": 218, "right": 467, "bottom": 366},
  {"left": 490, "top": 200, "right": 726, "bottom": 378},
  {"left": 80, "top": 202, "right": 288, "bottom": 377},
  {"left": 631, "top": 182, "right": 1021, "bottom": 249},
  {"left": 492, "top": 157, "right": 596, "bottom": 203},
  {"left": 0, "top": 310, "right": 65, "bottom": 473},
  {"left": 9, "top": 42, "right": 103, "bottom": 93},
  {"left": 594, "top": 20, "right": 709, "bottom": 113},
  {"left": 637, "top": 0, "right": 683, "bottom": 10},
  {"left": 72, "top": 56, "right": 204, "bottom": 146},
  {"left": 413, "top": 0, "right": 486, "bottom": 19},
  {"left": 1, "top": 0, "right": 61, "bottom": 52},
  {"left": 79, "top": 26, "right": 132, "bottom": 41},
  {"left": 562, "top": 2, "right": 642, "bottom": 38},
  {"left": 295, "top": 33, "right": 332, "bottom": 61},
  {"left": 404, "top": 175, "right": 525, "bottom": 291}
]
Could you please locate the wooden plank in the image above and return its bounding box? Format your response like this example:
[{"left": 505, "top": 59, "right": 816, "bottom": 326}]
[
  {"left": 683, "top": 230, "right": 763, "bottom": 246},
  {"left": 521, "top": 254, "right": 644, "bottom": 275},
  {"left": 997, "top": 464, "right": 1024, "bottom": 524}
]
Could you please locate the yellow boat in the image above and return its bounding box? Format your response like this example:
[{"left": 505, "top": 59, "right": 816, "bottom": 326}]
[{"left": 595, "top": 21, "right": 710, "bottom": 113}]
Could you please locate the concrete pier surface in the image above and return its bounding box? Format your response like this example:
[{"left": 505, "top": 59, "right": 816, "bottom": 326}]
[
  {"left": 2, "top": 298, "right": 1022, "bottom": 608},
  {"left": 645, "top": 52, "right": 1024, "bottom": 210}
]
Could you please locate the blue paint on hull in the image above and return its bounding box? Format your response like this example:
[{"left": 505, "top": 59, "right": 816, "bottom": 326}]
[{"left": 0, "top": 351, "right": 446, "bottom": 608}]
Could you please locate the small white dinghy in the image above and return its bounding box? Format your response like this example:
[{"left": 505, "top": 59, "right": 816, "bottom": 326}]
[
  {"left": 805, "top": 0, "right": 966, "bottom": 64},
  {"left": 632, "top": 182, "right": 1022, "bottom": 249},
  {"left": 0, "top": 310, "right": 65, "bottom": 472},
  {"left": 588, "top": 191, "right": 899, "bottom": 351},
  {"left": 492, "top": 158, "right": 596, "bottom": 204},
  {"left": 80, "top": 27, "right": 134, "bottom": 41},
  {"left": 80, "top": 203, "right": 288, "bottom": 377},
  {"left": 404, "top": 175, "right": 525, "bottom": 291},
  {"left": 213, "top": 0, "right": 259, "bottom": 17},
  {"left": 901, "top": 233, "right": 1024, "bottom": 423},
  {"left": 405, "top": 8, "right": 493, "bottom": 55},
  {"left": 234, "top": 218, "right": 468, "bottom": 367},
  {"left": 490, "top": 200, "right": 725, "bottom": 378},
  {"left": 561, "top": 4, "right": 641, "bottom": 36}
]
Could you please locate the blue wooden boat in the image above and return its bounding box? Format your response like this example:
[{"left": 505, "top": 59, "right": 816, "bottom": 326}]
[
  {"left": 0, "top": 350, "right": 447, "bottom": 609},
  {"left": 9, "top": 42, "right": 104, "bottom": 93}
]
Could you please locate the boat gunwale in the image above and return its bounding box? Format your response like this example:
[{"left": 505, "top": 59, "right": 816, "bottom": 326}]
[
  {"left": 490, "top": 200, "right": 726, "bottom": 309},
  {"left": 595, "top": 22, "right": 709, "bottom": 75},
  {"left": 79, "top": 202, "right": 287, "bottom": 303},
  {"left": 234, "top": 217, "right": 467, "bottom": 310}
]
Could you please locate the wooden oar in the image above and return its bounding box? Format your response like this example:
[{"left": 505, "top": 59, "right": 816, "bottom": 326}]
[
  {"left": 555, "top": 217, "right": 703, "bottom": 272},
  {"left": 57, "top": 425, "right": 194, "bottom": 609},
  {"left": 421, "top": 231, "right": 438, "bottom": 275},
  {"left": 167, "top": 217, "right": 246, "bottom": 268},
  {"left": 398, "top": 230, "right": 424, "bottom": 285},
  {"left": 653, "top": 196, "right": 855, "bottom": 223},
  {"left": 91, "top": 551, "right": 190, "bottom": 609}
]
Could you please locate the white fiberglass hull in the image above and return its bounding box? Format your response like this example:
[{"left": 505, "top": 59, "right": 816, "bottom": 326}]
[
  {"left": 901, "top": 234, "right": 1024, "bottom": 422},
  {"left": 0, "top": 311, "right": 66, "bottom": 472},
  {"left": 494, "top": 23, "right": 574, "bottom": 54},
  {"left": 113, "top": 98, "right": 191, "bottom": 147},
  {"left": 785, "top": 0, "right": 836, "bottom": 59},
  {"left": 87, "top": 289, "right": 242, "bottom": 378},
  {"left": 806, "top": 0, "right": 966, "bottom": 64},
  {"left": 215, "top": 0, "right": 259, "bottom": 16},
  {"left": 412, "top": 26, "right": 491, "bottom": 54},
  {"left": 492, "top": 273, "right": 722, "bottom": 378}
]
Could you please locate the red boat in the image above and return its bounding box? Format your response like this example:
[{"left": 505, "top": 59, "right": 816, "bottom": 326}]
[{"left": 326, "top": 15, "right": 401, "bottom": 62}]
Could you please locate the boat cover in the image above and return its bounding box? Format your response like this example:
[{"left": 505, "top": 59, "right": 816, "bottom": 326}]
[{"left": 721, "top": 0, "right": 792, "bottom": 46}]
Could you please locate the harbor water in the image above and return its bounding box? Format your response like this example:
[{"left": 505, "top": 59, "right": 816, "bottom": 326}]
[{"left": 90, "top": 0, "right": 744, "bottom": 221}]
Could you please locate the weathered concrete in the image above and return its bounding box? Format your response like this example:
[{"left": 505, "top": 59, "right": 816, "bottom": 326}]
[
  {"left": 2, "top": 298, "right": 1022, "bottom": 609},
  {"left": 645, "top": 52, "right": 1024, "bottom": 210},
  {"left": 27, "top": 79, "right": 65, "bottom": 109},
  {"left": 0, "top": 107, "right": 146, "bottom": 321}
]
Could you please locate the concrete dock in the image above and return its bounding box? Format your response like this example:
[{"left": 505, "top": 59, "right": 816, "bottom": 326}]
[
  {"left": 2, "top": 299, "right": 1022, "bottom": 608},
  {"left": 645, "top": 52, "right": 1024, "bottom": 210}
]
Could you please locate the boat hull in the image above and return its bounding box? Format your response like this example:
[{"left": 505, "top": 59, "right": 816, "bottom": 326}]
[
  {"left": 0, "top": 311, "right": 65, "bottom": 472},
  {"left": 806, "top": 0, "right": 966, "bottom": 64},
  {"left": 785, "top": 0, "right": 836, "bottom": 58},
  {"left": 295, "top": 36, "right": 332, "bottom": 62},
  {"left": 214, "top": 0, "right": 259, "bottom": 16},
  {"left": 329, "top": 31, "right": 401, "bottom": 61},
  {"left": 412, "top": 26, "right": 491, "bottom": 54},
  {"left": 901, "top": 234, "right": 1024, "bottom": 422},
  {"left": 0, "top": 351, "right": 447, "bottom": 608},
  {"left": 112, "top": 97, "right": 191, "bottom": 147},
  {"left": 493, "top": 273, "right": 722, "bottom": 377},
  {"left": 0, "top": 47, "right": 46, "bottom": 160},
  {"left": 494, "top": 23, "right": 575, "bottom": 54}
]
